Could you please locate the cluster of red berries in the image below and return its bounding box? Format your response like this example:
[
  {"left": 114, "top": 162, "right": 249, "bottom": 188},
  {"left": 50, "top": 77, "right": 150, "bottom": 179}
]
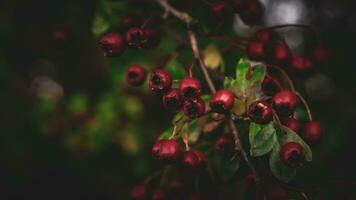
[
  {"left": 211, "top": 0, "right": 263, "bottom": 25},
  {"left": 247, "top": 29, "right": 329, "bottom": 77},
  {"left": 98, "top": 14, "right": 162, "bottom": 57}
]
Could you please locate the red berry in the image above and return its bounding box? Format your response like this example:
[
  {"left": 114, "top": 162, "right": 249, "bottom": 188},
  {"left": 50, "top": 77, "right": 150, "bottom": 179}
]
[
  {"left": 125, "top": 27, "right": 148, "bottom": 49},
  {"left": 247, "top": 39, "right": 269, "bottom": 61},
  {"left": 247, "top": 100, "right": 273, "bottom": 124},
  {"left": 149, "top": 69, "right": 173, "bottom": 94},
  {"left": 254, "top": 29, "right": 275, "bottom": 43},
  {"left": 143, "top": 28, "right": 161, "bottom": 49},
  {"left": 183, "top": 98, "right": 206, "bottom": 119},
  {"left": 211, "top": 1, "right": 230, "bottom": 20},
  {"left": 289, "top": 56, "right": 314, "bottom": 75},
  {"left": 152, "top": 188, "right": 166, "bottom": 200},
  {"left": 261, "top": 74, "right": 284, "bottom": 96},
  {"left": 163, "top": 89, "right": 183, "bottom": 111},
  {"left": 131, "top": 183, "right": 148, "bottom": 200},
  {"left": 99, "top": 32, "right": 126, "bottom": 57},
  {"left": 179, "top": 77, "right": 202, "bottom": 100},
  {"left": 269, "top": 41, "right": 291, "bottom": 65},
  {"left": 126, "top": 65, "right": 147, "bottom": 86},
  {"left": 210, "top": 89, "right": 235, "bottom": 113},
  {"left": 301, "top": 120, "right": 323, "bottom": 144},
  {"left": 282, "top": 117, "right": 301, "bottom": 133},
  {"left": 239, "top": 0, "right": 263, "bottom": 26},
  {"left": 279, "top": 142, "right": 304, "bottom": 168},
  {"left": 216, "top": 135, "right": 234, "bottom": 156},
  {"left": 272, "top": 90, "right": 298, "bottom": 118},
  {"left": 181, "top": 150, "right": 207, "bottom": 170},
  {"left": 312, "top": 46, "right": 329, "bottom": 64},
  {"left": 152, "top": 139, "right": 182, "bottom": 163}
]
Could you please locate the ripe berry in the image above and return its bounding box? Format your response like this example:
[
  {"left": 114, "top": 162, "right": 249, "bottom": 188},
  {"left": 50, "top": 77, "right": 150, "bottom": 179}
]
[
  {"left": 163, "top": 89, "right": 183, "bottom": 111},
  {"left": 289, "top": 56, "right": 314, "bottom": 75},
  {"left": 312, "top": 46, "right": 329, "bottom": 65},
  {"left": 152, "top": 139, "right": 182, "bottom": 163},
  {"left": 210, "top": 89, "right": 235, "bottom": 113},
  {"left": 179, "top": 77, "right": 202, "bottom": 100},
  {"left": 149, "top": 69, "right": 173, "bottom": 94},
  {"left": 131, "top": 183, "right": 148, "bottom": 200},
  {"left": 98, "top": 33, "right": 126, "bottom": 57},
  {"left": 247, "top": 39, "right": 269, "bottom": 61},
  {"left": 126, "top": 65, "right": 147, "bottom": 86},
  {"left": 211, "top": 1, "right": 230, "bottom": 20},
  {"left": 272, "top": 90, "right": 298, "bottom": 118},
  {"left": 269, "top": 41, "right": 291, "bottom": 65},
  {"left": 181, "top": 150, "right": 207, "bottom": 170},
  {"left": 279, "top": 142, "right": 304, "bottom": 168},
  {"left": 254, "top": 29, "right": 275, "bottom": 43},
  {"left": 125, "top": 27, "right": 147, "bottom": 49},
  {"left": 261, "top": 74, "right": 284, "bottom": 96},
  {"left": 301, "top": 120, "right": 323, "bottom": 144},
  {"left": 183, "top": 98, "right": 206, "bottom": 119},
  {"left": 143, "top": 28, "right": 161, "bottom": 49},
  {"left": 282, "top": 117, "right": 301, "bottom": 133},
  {"left": 216, "top": 135, "right": 234, "bottom": 157},
  {"left": 239, "top": 0, "right": 263, "bottom": 26},
  {"left": 152, "top": 188, "right": 166, "bottom": 200},
  {"left": 247, "top": 100, "right": 273, "bottom": 124}
]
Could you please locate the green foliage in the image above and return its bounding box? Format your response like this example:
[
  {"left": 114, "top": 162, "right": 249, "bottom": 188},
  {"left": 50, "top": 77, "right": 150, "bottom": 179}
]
[
  {"left": 249, "top": 122, "right": 277, "bottom": 157},
  {"left": 216, "top": 154, "right": 240, "bottom": 181}
]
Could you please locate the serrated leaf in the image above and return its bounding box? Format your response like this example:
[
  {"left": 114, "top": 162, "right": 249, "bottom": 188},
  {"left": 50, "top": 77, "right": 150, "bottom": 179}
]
[
  {"left": 249, "top": 122, "right": 277, "bottom": 157},
  {"left": 217, "top": 154, "right": 240, "bottom": 181},
  {"left": 203, "top": 44, "right": 223, "bottom": 70},
  {"left": 269, "top": 143, "right": 296, "bottom": 182},
  {"left": 281, "top": 126, "right": 313, "bottom": 162}
]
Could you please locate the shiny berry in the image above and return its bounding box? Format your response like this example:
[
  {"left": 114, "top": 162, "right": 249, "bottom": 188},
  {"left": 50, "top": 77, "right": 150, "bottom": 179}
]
[
  {"left": 282, "top": 117, "right": 301, "bottom": 133},
  {"left": 247, "top": 100, "right": 273, "bottom": 124},
  {"left": 272, "top": 90, "right": 298, "bottom": 118},
  {"left": 179, "top": 77, "right": 202, "bottom": 100},
  {"left": 239, "top": 0, "right": 263, "bottom": 26},
  {"left": 181, "top": 150, "right": 207, "bottom": 170},
  {"left": 211, "top": 1, "right": 230, "bottom": 20},
  {"left": 210, "top": 89, "right": 235, "bottom": 113},
  {"left": 301, "top": 120, "right": 323, "bottom": 144},
  {"left": 163, "top": 89, "right": 183, "bottom": 111},
  {"left": 98, "top": 33, "right": 126, "bottom": 57},
  {"left": 131, "top": 183, "right": 148, "bottom": 200},
  {"left": 152, "top": 139, "right": 182, "bottom": 163},
  {"left": 216, "top": 135, "right": 234, "bottom": 156},
  {"left": 152, "top": 188, "right": 166, "bottom": 200},
  {"left": 143, "top": 28, "right": 161, "bottom": 49},
  {"left": 269, "top": 41, "right": 291, "bottom": 65},
  {"left": 261, "top": 74, "right": 284, "bottom": 96},
  {"left": 279, "top": 142, "right": 304, "bottom": 168},
  {"left": 126, "top": 65, "right": 147, "bottom": 86},
  {"left": 289, "top": 56, "right": 314, "bottom": 75},
  {"left": 125, "top": 27, "right": 147, "bottom": 49},
  {"left": 247, "top": 40, "right": 268, "bottom": 61},
  {"left": 183, "top": 98, "right": 206, "bottom": 119},
  {"left": 149, "top": 69, "right": 173, "bottom": 94}
]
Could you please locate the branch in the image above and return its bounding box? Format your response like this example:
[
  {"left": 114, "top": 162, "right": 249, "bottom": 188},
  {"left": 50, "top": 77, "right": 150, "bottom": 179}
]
[{"left": 155, "top": 0, "right": 262, "bottom": 190}]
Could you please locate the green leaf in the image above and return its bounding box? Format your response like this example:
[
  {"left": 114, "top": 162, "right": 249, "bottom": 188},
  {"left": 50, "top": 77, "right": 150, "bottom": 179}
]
[
  {"left": 269, "top": 143, "right": 296, "bottom": 182},
  {"left": 166, "top": 59, "right": 186, "bottom": 80},
  {"left": 224, "top": 76, "right": 234, "bottom": 89},
  {"left": 201, "top": 94, "right": 211, "bottom": 105},
  {"left": 249, "top": 122, "right": 277, "bottom": 157},
  {"left": 92, "top": 14, "right": 110, "bottom": 36},
  {"left": 217, "top": 154, "right": 240, "bottom": 181},
  {"left": 158, "top": 126, "right": 173, "bottom": 140},
  {"left": 249, "top": 65, "right": 266, "bottom": 87},
  {"left": 187, "top": 120, "right": 200, "bottom": 144},
  {"left": 235, "top": 59, "right": 250, "bottom": 97},
  {"left": 281, "top": 126, "right": 313, "bottom": 162}
]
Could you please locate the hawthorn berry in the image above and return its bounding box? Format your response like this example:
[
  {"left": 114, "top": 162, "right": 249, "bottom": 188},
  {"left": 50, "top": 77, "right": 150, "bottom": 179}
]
[
  {"left": 210, "top": 89, "right": 235, "bottom": 113},
  {"left": 149, "top": 69, "right": 173, "bottom": 94},
  {"left": 163, "top": 89, "right": 183, "bottom": 111},
  {"left": 279, "top": 142, "right": 305, "bottom": 168},
  {"left": 261, "top": 74, "right": 284, "bottom": 96},
  {"left": 179, "top": 77, "right": 202, "bottom": 100},
  {"left": 152, "top": 188, "right": 166, "bottom": 200},
  {"left": 152, "top": 139, "right": 182, "bottom": 163},
  {"left": 239, "top": 0, "right": 263, "bottom": 26},
  {"left": 183, "top": 98, "right": 206, "bottom": 119},
  {"left": 289, "top": 56, "right": 314, "bottom": 75},
  {"left": 216, "top": 135, "right": 234, "bottom": 156},
  {"left": 247, "top": 100, "right": 273, "bottom": 124},
  {"left": 282, "top": 117, "right": 301, "bottom": 133},
  {"left": 301, "top": 120, "right": 323, "bottom": 144},
  {"left": 181, "top": 150, "right": 207, "bottom": 170},
  {"left": 269, "top": 41, "right": 291, "bottom": 65},
  {"left": 211, "top": 1, "right": 230, "bottom": 20},
  {"left": 247, "top": 39, "right": 269, "bottom": 61},
  {"left": 98, "top": 32, "right": 126, "bottom": 57},
  {"left": 131, "top": 183, "right": 148, "bottom": 200},
  {"left": 272, "top": 90, "right": 298, "bottom": 118},
  {"left": 143, "top": 28, "right": 161, "bottom": 49},
  {"left": 126, "top": 65, "right": 147, "bottom": 86},
  {"left": 125, "top": 27, "right": 147, "bottom": 49}
]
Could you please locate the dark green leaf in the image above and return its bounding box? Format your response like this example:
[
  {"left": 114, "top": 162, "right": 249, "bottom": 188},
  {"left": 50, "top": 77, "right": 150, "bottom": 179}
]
[
  {"left": 282, "top": 126, "right": 313, "bottom": 162},
  {"left": 166, "top": 59, "right": 186, "bottom": 80},
  {"left": 269, "top": 143, "right": 296, "bottom": 182},
  {"left": 249, "top": 122, "right": 277, "bottom": 157},
  {"left": 217, "top": 154, "right": 240, "bottom": 181},
  {"left": 235, "top": 59, "right": 250, "bottom": 97},
  {"left": 158, "top": 126, "right": 173, "bottom": 140}
]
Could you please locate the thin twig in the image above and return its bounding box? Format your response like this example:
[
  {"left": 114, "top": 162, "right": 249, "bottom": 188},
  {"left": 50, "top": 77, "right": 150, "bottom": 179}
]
[
  {"left": 269, "top": 65, "right": 295, "bottom": 92},
  {"left": 144, "top": 169, "right": 163, "bottom": 184},
  {"left": 295, "top": 92, "right": 313, "bottom": 121}
]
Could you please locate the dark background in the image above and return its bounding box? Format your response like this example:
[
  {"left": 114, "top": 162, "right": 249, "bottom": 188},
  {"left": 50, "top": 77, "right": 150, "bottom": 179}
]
[{"left": 0, "top": 0, "right": 355, "bottom": 199}]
